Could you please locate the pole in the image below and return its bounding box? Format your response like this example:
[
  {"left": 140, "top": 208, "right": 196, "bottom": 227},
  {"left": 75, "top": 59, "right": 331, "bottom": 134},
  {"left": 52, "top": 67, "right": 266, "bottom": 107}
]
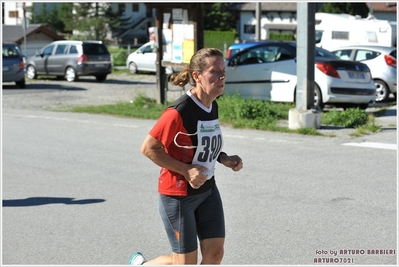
[
  {"left": 22, "top": 2, "right": 27, "bottom": 56},
  {"left": 288, "top": 3, "right": 320, "bottom": 129},
  {"left": 255, "top": 2, "right": 261, "bottom": 41},
  {"left": 296, "top": 2, "right": 315, "bottom": 110}
]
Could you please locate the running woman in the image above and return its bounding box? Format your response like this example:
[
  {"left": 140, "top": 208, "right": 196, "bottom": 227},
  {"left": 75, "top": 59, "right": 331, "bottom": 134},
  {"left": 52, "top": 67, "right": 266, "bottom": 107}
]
[{"left": 129, "top": 47, "right": 243, "bottom": 265}]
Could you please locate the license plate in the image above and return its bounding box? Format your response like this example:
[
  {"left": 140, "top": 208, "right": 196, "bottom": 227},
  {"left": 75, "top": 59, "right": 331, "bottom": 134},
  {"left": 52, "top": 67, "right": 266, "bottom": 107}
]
[
  {"left": 94, "top": 64, "right": 105, "bottom": 68},
  {"left": 348, "top": 72, "right": 365, "bottom": 79}
]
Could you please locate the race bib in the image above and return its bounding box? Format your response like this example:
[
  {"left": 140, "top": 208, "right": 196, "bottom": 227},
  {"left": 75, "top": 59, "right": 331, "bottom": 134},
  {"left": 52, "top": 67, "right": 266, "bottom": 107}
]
[{"left": 174, "top": 119, "right": 223, "bottom": 180}]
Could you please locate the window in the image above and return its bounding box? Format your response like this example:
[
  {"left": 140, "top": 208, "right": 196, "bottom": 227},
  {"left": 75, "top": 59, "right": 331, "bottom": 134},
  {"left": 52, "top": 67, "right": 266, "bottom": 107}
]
[
  {"left": 237, "top": 45, "right": 281, "bottom": 65},
  {"left": 354, "top": 50, "right": 380, "bottom": 61},
  {"left": 143, "top": 45, "right": 154, "bottom": 53},
  {"left": 8, "top": 11, "right": 19, "bottom": 18},
  {"left": 275, "top": 47, "right": 294, "bottom": 61},
  {"left": 83, "top": 44, "right": 108, "bottom": 55},
  {"left": 42, "top": 46, "right": 54, "bottom": 56},
  {"left": 69, "top": 45, "right": 78, "bottom": 54},
  {"left": 331, "top": 31, "right": 349, "bottom": 40},
  {"left": 333, "top": 49, "right": 352, "bottom": 60},
  {"left": 3, "top": 47, "right": 20, "bottom": 58},
  {"left": 132, "top": 3, "right": 139, "bottom": 12},
  {"left": 366, "top": 31, "right": 378, "bottom": 43},
  {"left": 244, "top": 24, "right": 255, "bottom": 34},
  {"left": 315, "top": 31, "right": 323, "bottom": 44},
  {"left": 55, "top": 45, "right": 67, "bottom": 55}
]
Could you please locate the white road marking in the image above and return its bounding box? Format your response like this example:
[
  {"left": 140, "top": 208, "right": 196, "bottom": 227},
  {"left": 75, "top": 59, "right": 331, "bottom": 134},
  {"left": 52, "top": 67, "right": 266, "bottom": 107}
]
[
  {"left": 3, "top": 113, "right": 139, "bottom": 128},
  {"left": 342, "top": 142, "right": 397, "bottom": 150}
]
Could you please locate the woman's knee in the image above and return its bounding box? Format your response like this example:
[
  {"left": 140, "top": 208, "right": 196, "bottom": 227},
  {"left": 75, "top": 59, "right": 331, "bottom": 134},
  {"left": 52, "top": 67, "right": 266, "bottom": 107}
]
[{"left": 200, "top": 238, "right": 225, "bottom": 264}]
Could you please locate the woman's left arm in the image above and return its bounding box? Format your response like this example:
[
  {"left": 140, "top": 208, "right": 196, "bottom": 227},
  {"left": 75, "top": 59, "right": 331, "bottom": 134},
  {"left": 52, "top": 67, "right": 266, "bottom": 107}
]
[{"left": 218, "top": 152, "right": 243, "bottom": 172}]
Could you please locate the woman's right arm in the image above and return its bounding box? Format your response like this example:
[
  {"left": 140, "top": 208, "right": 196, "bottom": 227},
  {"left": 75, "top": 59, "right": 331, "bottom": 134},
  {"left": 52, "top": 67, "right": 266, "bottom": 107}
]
[{"left": 140, "top": 134, "right": 207, "bottom": 189}]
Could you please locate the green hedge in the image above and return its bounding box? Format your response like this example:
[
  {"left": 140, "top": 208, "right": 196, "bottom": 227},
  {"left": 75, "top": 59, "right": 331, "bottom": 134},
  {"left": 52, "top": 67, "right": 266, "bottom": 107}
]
[
  {"left": 204, "top": 30, "right": 237, "bottom": 56},
  {"left": 269, "top": 33, "right": 296, "bottom": 41}
]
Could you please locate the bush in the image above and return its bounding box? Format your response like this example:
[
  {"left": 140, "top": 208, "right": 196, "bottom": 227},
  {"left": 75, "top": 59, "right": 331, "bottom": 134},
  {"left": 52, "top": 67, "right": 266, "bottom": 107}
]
[
  {"left": 217, "top": 94, "right": 294, "bottom": 129},
  {"left": 322, "top": 108, "right": 369, "bottom": 128}
]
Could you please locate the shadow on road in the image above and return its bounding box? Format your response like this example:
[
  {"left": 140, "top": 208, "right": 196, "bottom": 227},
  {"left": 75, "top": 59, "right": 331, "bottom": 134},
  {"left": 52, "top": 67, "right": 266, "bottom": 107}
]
[
  {"left": 2, "top": 83, "right": 87, "bottom": 91},
  {"left": 3, "top": 197, "right": 105, "bottom": 207}
]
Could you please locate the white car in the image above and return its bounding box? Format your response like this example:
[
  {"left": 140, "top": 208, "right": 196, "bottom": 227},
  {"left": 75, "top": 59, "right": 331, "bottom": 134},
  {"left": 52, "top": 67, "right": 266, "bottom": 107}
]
[
  {"left": 224, "top": 41, "right": 376, "bottom": 110},
  {"left": 331, "top": 45, "right": 397, "bottom": 102},
  {"left": 126, "top": 42, "right": 174, "bottom": 74}
]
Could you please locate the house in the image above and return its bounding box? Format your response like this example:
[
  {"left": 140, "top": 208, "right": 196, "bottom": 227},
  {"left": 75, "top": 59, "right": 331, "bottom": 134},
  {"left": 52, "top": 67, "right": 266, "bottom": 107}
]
[
  {"left": 108, "top": 3, "right": 154, "bottom": 45},
  {"left": 2, "top": 24, "right": 64, "bottom": 57},
  {"left": 366, "top": 2, "right": 397, "bottom": 21},
  {"left": 2, "top": 2, "right": 154, "bottom": 47},
  {"left": 227, "top": 2, "right": 298, "bottom": 41}
]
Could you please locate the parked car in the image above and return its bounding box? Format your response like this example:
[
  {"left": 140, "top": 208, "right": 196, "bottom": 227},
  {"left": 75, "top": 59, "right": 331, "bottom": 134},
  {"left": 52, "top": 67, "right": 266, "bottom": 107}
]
[
  {"left": 331, "top": 45, "right": 397, "bottom": 102},
  {"left": 126, "top": 41, "right": 178, "bottom": 74},
  {"left": 224, "top": 41, "right": 376, "bottom": 110},
  {"left": 2, "top": 43, "right": 26, "bottom": 88},
  {"left": 26, "top": 40, "right": 112, "bottom": 82},
  {"left": 226, "top": 41, "right": 265, "bottom": 60}
]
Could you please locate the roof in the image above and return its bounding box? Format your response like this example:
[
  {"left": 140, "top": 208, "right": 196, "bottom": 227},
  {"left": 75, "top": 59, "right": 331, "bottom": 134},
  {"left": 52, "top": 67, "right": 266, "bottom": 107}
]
[
  {"left": 2, "top": 24, "right": 64, "bottom": 44},
  {"left": 229, "top": 2, "right": 397, "bottom": 14},
  {"left": 366, "top": 2, "right": 397, "bottom": 12},
  {"left": 228, "top": 3, "right": 297, "bottom": 12}
]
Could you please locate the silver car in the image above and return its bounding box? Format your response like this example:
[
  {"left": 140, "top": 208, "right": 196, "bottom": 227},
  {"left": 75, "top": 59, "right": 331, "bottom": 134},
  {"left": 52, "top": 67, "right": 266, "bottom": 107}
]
[
  {"left": 331, "top": 45, "right": 397, "bottom": 102},
  {"left": 26, "top": 40, "right": 112, "bottom": 82},
  {"left": 126, "top": 41, "right": 182, "bottom": 74}
]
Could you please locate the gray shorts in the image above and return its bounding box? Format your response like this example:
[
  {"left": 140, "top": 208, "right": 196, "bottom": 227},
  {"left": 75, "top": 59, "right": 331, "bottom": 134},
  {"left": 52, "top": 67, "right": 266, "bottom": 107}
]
[{"left": 159, "top": 184, "right": 225, "bottom": 253}]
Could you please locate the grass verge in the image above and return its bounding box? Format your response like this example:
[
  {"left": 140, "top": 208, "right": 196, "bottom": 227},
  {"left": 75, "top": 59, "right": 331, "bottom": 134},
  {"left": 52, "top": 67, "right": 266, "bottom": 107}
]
[{"left": 68, "top": 94, "right": 393, "bottom": 137}]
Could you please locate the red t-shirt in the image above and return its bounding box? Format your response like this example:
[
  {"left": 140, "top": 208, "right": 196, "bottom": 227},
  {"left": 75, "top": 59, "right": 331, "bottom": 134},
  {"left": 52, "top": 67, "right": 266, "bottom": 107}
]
[{"left": 149, "top": 93, "right": 222, "bottom": 196}]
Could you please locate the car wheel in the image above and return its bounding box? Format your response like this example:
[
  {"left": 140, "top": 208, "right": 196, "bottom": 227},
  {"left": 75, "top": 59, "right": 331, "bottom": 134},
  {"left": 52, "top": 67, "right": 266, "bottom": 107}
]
[
  {"left": 95, "top": 75, "right": 107, "bottom": 82},
  {"left": 128, "top": 62, "right": 138, "bottom": 74},
  {"left": 314, "top": 84, "right": 324, "bottom": 110},
  {"left": 16, "top": 79, "right": 26, "bottom": 89},
  {"left": 393, "top": 92, "right": 397, "bottom": 100},
  {"left": 374, "top": 79, "right": 390, "bottom": 102},
  {"left": 65, "top": 66, "right": 78, "bottom": 82},
  {"left": 26, "top": 65, "right": 37, "bottom": 80}
]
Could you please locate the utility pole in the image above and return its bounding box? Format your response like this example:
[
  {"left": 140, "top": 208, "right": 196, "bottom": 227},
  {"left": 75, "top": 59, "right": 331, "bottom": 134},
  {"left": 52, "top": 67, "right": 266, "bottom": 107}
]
[
  {"left": 255, "top": 2, "right": 261, "bottom": 41},
  {"left": 22, "top": 2, "right": 27, "bottom": 56},
  {"left": 288, "top": 2, "right": 320, "bottom": 129}
]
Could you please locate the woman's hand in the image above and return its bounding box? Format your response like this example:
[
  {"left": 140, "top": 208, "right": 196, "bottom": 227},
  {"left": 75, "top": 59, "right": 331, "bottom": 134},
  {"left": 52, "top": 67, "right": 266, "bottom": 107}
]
[
  {"left": 220, "top": 154, "right": 243, "bottom": 172},
  {"left": 185, "top": 164, "right": 208, "bottom": 189}
]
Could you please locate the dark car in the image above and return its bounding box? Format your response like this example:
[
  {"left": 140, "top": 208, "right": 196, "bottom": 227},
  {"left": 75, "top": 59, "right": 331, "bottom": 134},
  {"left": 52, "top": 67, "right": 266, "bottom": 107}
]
[
  {"left": 2, "top": 43, "right": 26, "bottom": 88},
  {"left": 26, "top": 40, "right": 112, "bottom": 82}
]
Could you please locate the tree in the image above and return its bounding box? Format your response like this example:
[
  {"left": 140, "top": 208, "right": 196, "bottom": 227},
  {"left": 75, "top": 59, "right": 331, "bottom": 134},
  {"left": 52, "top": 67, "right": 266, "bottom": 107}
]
[
  {"left": 204, "top": 3, "right": 237, "bottom": 31},
  {"left": 58, "top": 3, "right": 74, "bottom": 33},
  {"left": 29, "top": 3, "right": 66, "bottom": 34},
  {"left": 319, "top": 3, "right": 369, "bottom": 18},
  {"left": 57, "top": 3, "right": 133, "bottom": 42}
]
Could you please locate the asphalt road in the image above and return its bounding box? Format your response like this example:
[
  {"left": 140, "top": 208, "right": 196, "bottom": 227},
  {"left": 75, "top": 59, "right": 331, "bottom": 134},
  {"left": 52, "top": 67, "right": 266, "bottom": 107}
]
[{"left": 1, "top": 74, "right": 397, "bottom": 265}]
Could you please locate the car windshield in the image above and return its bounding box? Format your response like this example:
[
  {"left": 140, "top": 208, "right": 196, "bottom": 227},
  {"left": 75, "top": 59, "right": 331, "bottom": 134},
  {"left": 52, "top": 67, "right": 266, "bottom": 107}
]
[
  {"left": 286, "top": 43, "right": 339, "bottom": 58},
  {"left": 315, "top": 48, "right": 339, "bottom": 58},
  {"left": 3, "top": 46, "right": 20, "bottom": 58}
]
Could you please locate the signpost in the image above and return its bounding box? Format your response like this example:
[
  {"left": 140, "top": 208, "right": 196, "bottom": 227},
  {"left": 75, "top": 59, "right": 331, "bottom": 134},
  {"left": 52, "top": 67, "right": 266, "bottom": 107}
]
[{"left": 145, "top": 3, "right": 206, "bottom": 104}]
